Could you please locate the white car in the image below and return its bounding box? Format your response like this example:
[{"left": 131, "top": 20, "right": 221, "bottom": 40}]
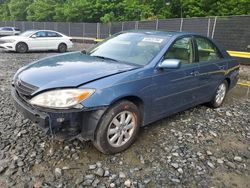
[
  {"left": 0, "top": 27, "right": 21, "bottom": 36},
  {"left": 0, "top": 30, "right": 73, "bottom": 53}
]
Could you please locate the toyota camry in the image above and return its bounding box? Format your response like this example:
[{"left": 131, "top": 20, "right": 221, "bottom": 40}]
[{"left": 11, "top": 30, "right": 239, "bottom": 154}]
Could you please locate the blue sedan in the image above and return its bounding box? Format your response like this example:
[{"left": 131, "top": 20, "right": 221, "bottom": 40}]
[{"left": 12, "top": 31, "right": 239, "bottom": 154}]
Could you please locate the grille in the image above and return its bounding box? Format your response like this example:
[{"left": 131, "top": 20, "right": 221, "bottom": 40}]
[{"left": 14, "top": 79, "right": 38, "bottom": 97}]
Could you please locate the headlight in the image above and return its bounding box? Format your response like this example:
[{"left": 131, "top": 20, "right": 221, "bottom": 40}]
[
  {"left": 30, "top": 89, "right": 95, "bottom": 109},
  {"left": 4, "top": 39, "right": 16, "bottom": 43}
]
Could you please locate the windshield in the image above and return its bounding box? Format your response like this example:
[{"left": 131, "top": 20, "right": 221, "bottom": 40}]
[
  {"left": 87, "top": 32, "right": 170, "bottom": 65},
  {"left": 20, "top": 31, "right": 35, "bottom": 37}
]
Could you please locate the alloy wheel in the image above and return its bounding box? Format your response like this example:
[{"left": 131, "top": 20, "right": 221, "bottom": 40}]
[
  {"left": 107, "top": 111, "right": 136, "bottom": 147},
  {"left": 215, "top": 83, "right": 226, "bottom": 105}
]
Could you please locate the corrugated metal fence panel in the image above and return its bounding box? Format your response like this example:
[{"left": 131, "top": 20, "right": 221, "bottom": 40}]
[
  {"left": 45, "top": 22, "right": 56, "bottom": 30},
  {"left": 214, "top": 16, "right": 250, "bottom": 51},
  {"left": 5, "top": 21, "right": 14, "bottom": 27},
  {"left": 138, "top": 20, "right": 156, "bottom": 30},
  {"left": 100, "top": 23, "right": 110, "bottom": 38},
  {"left": 111, "top": 22, "right": 122, "bottom": 34},
  {"left": 0, "top": 16, "right": 249, "bottom": 55},
  {"left": 57, "top": 22, "right": 69, "bottom": 36},
  {"left": 85, "top": 23, "right": 97, "bottom": 38},
  {"left": 14, "top": 21, "right": 23, "bottom": 32},
  {"left": 123, "top": 21, "right": 136, "bottom": 31},
  {"left": 23, "top": 22, "right": 33, "bottom": 30},
  {"left": 33, "top": 22, "right": 45, "bottom": 30},
  {"left": 0, "top": 22, "right": 5, "bottom": 27},
  {"left": 70, "top": 23, "right": 83, "bottom": 37},
  {"left": 158, "top": 19, "right": 181, "bottom": 31},
  {"left": 182, "top": 18, "right": 209, "bottom": 35}
]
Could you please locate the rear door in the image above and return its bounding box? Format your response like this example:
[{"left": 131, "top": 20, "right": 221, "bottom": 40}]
[
  {"left": 44, "top": 31, "right": 62, "bottom": 49},
  {"left": 194, "top": 36, "right": 227, "bottom": 101},
  {"left": 151, "top": 36, "right": 200, "bottom": 119}
]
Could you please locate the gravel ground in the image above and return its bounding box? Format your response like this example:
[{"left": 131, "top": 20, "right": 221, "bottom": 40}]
[
  {"left": 0, "top": 43, "right": 249, "bottom": 188},
  {"left": 240, "top": 65, "right": 250, "bottom": 81}
]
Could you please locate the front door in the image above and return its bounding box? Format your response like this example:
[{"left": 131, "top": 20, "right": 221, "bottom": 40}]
[
  {"left": 28, "top": 31, "right": 48, "bottom": 50},
  {"left": 151, "top": 36, "right": 200, "bottom": 119}
]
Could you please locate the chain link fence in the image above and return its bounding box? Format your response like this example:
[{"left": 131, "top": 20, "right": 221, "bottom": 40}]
[{"left": 0, "top": 15, "right": 249, "bottom": 52}]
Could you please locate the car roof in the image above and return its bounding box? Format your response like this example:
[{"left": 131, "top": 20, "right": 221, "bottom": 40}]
[
  {"left": 123, "top": 30, "right": 200, "bottom": 37},
  {"left": 25, "top": 29, "right": 60, "bottom": 32}
]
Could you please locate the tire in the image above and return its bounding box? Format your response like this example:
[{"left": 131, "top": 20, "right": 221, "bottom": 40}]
[
  {"left": 58, "top": 43, "right": 67, "bottom": 53},
  {"left": 93, "top": 100, "right": 141, "bottom": 154},
  {"left": 208, "top": 80, "right": 228, "bottom": 108},
  {"left": 16, "top": 42, "right": 28, "bottom": 53}
]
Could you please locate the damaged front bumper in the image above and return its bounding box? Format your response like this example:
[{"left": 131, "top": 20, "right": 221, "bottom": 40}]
[{"left": 11, "top": 88, "right": 107, "bottom": 141}]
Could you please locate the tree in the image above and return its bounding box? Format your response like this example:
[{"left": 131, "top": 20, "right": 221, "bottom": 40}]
[
  {"left": 0, "top": 0, "right": 249, "bottom": 22},
  {"left": 0, "top": 0, "right": 11, "bottom": 21},
  {"left": 26, "top": 0, "right": 59, "bottom": 21},
  {"left": 8, "top": 0, "right": 32, "bottom": 21}
]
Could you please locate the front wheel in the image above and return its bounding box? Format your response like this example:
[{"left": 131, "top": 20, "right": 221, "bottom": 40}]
[
  {"left": 208, "top": 80, "right": 228, "bottom": 108},
  {"left": 93, "top": 100, "right": 141, "bottom": 154},
  {"left": 16, "top": 42, "right": 28, "bottom": 53}
]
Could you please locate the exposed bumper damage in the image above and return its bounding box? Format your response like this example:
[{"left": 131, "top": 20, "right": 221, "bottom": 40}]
[{"left": 11, "top": 88, "right": 107, "bottom": 141}]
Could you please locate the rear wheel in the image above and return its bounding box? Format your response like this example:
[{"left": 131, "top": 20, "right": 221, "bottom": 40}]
[
  {"left": 93, "top": 100, "right": 141, "bottom": 154},
  {"left": 16, "top": 42, "right": 28, "bottom": 53},
  {"left": 208, "top": 80, "right": 228, "bottom": 108},
  {"left": 58, "top": 43, "right": 67, "bottom": 53}
]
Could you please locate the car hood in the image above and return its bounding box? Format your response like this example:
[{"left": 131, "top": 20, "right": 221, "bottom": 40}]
[{"left": 15, "top": 52, "right": 138, "bottom": 93}]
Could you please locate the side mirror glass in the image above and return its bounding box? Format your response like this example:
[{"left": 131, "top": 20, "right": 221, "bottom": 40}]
[{"left": 158, "top": 59, "right": 181, "bottom": 69}]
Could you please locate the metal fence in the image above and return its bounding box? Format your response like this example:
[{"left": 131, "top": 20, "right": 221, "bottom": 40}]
[{"left": 0, "top": 15, "right": 249, "bottom": 52}]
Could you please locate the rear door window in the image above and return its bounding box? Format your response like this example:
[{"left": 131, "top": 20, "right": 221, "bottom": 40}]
[
  {"left": 195, "top": 37, "right": 222, "bottom": 62},
  {"left": 46, "top": 31, "right": 62, "bottom": 37}
]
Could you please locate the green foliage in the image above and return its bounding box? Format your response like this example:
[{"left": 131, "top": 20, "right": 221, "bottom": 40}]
[
  {"left": 0, "top": 0, "right": 249, "bottom": 22},
  {"left": 8, "top": 0, "right": 32, "bottom": 21}
]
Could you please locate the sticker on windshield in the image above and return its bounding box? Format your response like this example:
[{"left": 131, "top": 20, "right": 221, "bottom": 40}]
[{"left": 142, "top": 37, "right": 164, "bottom": 43}]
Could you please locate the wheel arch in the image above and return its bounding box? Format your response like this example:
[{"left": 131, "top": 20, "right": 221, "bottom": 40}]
[
  {"left": 58, "top": 42, "right": 67, "bottom": 47},
  {"left": 110, "top": 95, "right": 145, "bottom": 125},
  {"left": 225, "top": 77, "right": 231, "bottom": 88}
]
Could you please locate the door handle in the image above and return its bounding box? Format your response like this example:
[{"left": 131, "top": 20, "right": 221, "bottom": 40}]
[
  {"left": 219, "top": 65, "right": 226, "bottom": 70},
  {"left": 190, "top": 71, "right": 200, "bottom": 76}
]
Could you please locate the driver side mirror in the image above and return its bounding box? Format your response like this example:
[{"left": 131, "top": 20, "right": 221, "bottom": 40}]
[
  {"left": 30, "top": 35, "right": 36, "bottom": 38},
  {"left": 158, "top": 59, "right": 181, "bottom": 69}
]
